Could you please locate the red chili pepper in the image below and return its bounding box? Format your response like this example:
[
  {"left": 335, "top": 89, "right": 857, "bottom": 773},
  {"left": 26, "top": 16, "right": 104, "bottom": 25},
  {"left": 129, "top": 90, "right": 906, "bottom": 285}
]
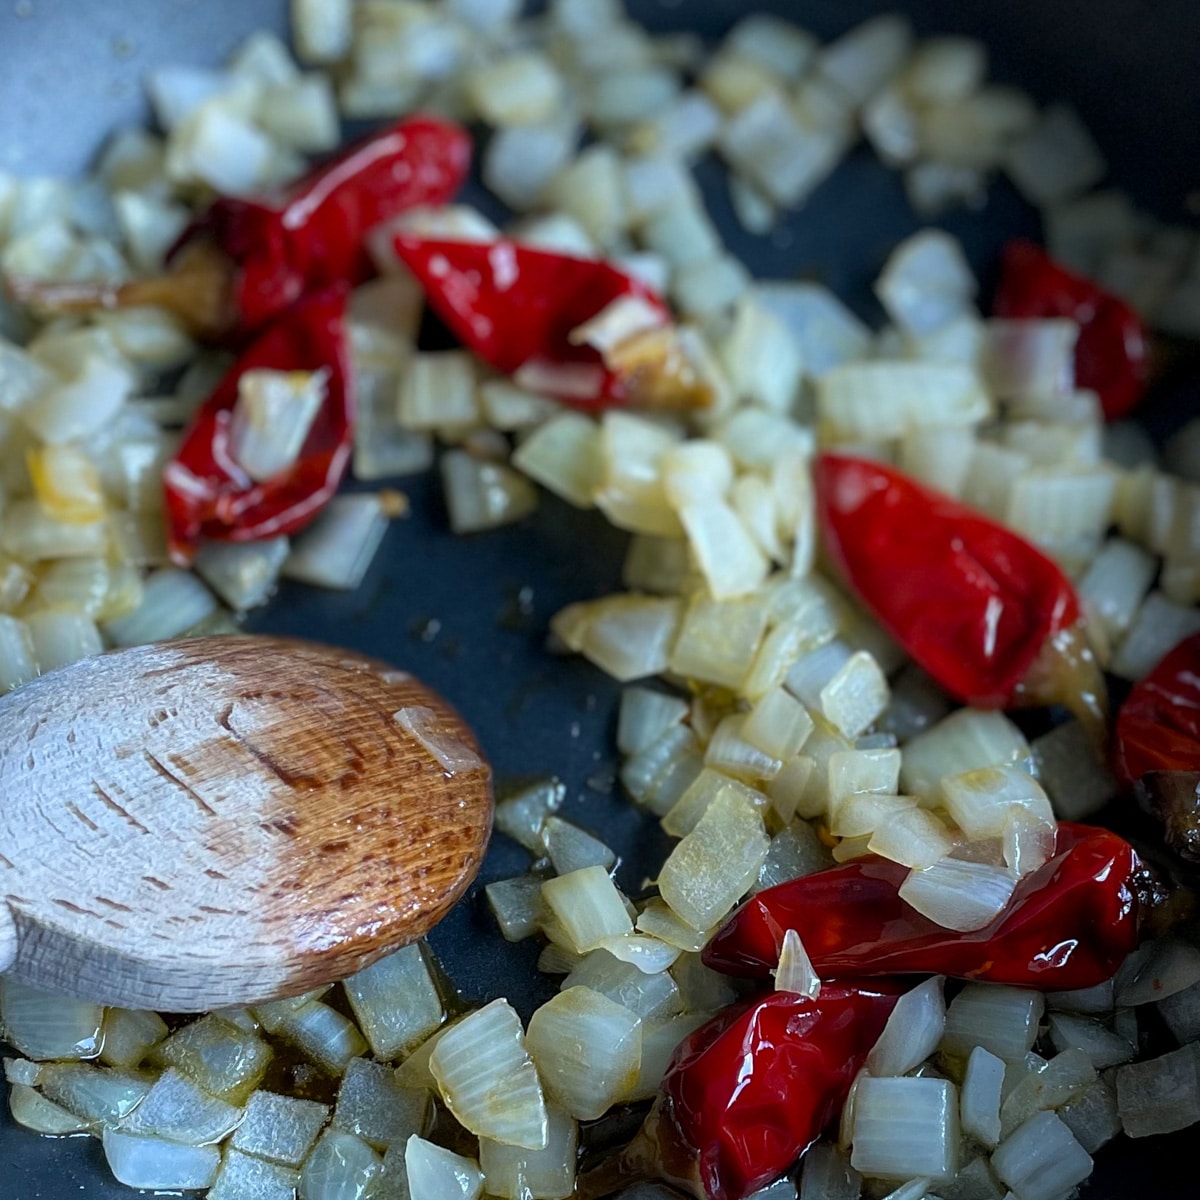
[
  {"left": 387, "top": 234, "right": 708, "bottom": 411},
  {"left": 163, "top": 287, "right": 352, "bottom": 563},
  {"left": 8, "top": 116, "right": 471, "bottom": 342},
  {"left": 991, "top": 239, "right": 1149, "bottom": 421},
  {"left": 702, "top": 822, "right": 1141, "bottom": 990},
  {"left": 1114, "top": 631, "right": 1200, "bottom": 864},
  {"left": 652, "top": 984, "right": 904, "bottom": 1200},
  {"left": 814, "top": 453, "right": 1107, "bottom": 735}
]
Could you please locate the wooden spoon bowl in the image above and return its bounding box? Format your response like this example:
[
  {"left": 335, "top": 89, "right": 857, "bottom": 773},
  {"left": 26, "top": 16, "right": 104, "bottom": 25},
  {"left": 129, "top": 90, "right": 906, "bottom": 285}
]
[{"left": 0, "top": 635, "right": 493, "bottom": 1011}]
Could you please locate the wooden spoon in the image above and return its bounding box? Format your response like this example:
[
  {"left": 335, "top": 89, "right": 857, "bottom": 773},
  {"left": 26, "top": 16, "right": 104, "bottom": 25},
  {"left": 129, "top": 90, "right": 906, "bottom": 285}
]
[{"left": 0, "top": 635, "right": 493, "bottom": 1012}]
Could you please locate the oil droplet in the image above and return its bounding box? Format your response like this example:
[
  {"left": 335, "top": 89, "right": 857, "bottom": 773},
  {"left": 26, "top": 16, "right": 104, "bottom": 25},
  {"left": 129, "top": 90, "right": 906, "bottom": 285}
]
[{"left": 409, "top": 616, "right": 441, "bottom": 643}]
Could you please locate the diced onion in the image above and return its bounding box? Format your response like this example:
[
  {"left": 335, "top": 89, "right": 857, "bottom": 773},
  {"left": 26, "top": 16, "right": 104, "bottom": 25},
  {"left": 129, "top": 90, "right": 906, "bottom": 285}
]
[
  {"left": 541, "top": 866, "right": 633, "bottom": 953},
  {"left": 343, "top": 944, "right": 445, "bottom": 1061},
  {"left": 300, "top": 1129, "right": 383, "bottom": 1200},
  {"left": 941, "top": 984, "right": 1043, "bottom": 1061},
  {"left": 899, "top": 857, "right": 1017, "bottom": 932},
  {"left": 231, "top": 1090, "right": 329, "bottom": 1167},
  {"left": 990, "top": 1111, "right": 1093, "bottom": 1200},
  {"left": 102, "top": 1128, "right": 221, "bottom": 1191},
  {"left": 774, "top": 928, "right": 821, "bottom": 998},
  {"left": 281, "top": 494, "right": 391, "bottom": 591},
  {"left": 849, "top": 1076, "right": 959, "bottom": 1181},
  {"left": 405, "top": 1135, "right": 483, "bottom": 1200}
]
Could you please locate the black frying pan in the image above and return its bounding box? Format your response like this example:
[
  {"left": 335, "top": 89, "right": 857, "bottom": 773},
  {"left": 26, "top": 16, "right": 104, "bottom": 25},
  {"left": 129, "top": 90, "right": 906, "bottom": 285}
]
[{"left": 1, "top": 1, "right": 1197, "bottom": 1196}]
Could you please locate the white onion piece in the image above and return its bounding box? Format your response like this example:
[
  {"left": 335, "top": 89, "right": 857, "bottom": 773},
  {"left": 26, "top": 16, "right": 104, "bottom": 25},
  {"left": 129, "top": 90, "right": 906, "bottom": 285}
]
[
  {"left": 982, "top": 319, "right": 1077, "bottom": 402},
  {"left": 671, "top": 591, "right": 770, "bottom": 691},
  {"left": 900, "top": 709, "right": 1032, "bottom": 801},
  {"left": 850, "top": 1076, "right": 959, "bottom": 1181},
  {"left": 942, "top": 985, "right": 1043, "bottom": 1061},
  {"left": 1114, "top": 938, "right": 1200, "bottom": 1007},
  {"left": 775, "top": 929, "right": 821, "bottom": 999},
  {"left": 493, "top": 778, "right": 566, "bottom": 853},
  {"left": 38, "top": 1063, "right": 150, "bottom": 1126},
  {"left": 0, "top": 615, "right": 37, "bottom": 692},
  {"left": 468, "top": 53, "right": 563, "bottom": 126},
  {"left": 866, "top": 977, "right": 946, "bottom": 1077},
  {"left": 292, "top": 0, "right": 351, "bottom": 63},
  {"left": 991, "top": 1111, "right": 1093, "bottom": 1200},
  {"left": 941, "top": 767, "right": 1054, "bottom": 840},
  {"left": 430, "top": 998, "right": 547, "bottom": 1150},
  {"left": 267, "top": 1002, "right": 366, "bottom": 1076},
  {"left": 232, "top": 1090, "right": 330, "bottom": 1166},
  {"left": 743, "top": 688, "right": 814, "bottom": 761},
  {"left": 1059, "top": 1078, "right": 1122, "bottom": 1156},
  {"left": 479, "top": 1102, "right": 577, "bottom": 1200},
  {"left": 1047, "top": 1014, "right": 1134, "bottom": 1070},
  {"left": 819, "top": 14, "right": 913, "bottom": 106},
  {"left": 405, "top": 1135, "right": 483, "bottom": 1200},
  {"left": 564, "top": 950, "right": 681, "bottom": 1021},
  {"left": 119, "top": 1068, "right": 242, "bottom": 1144},
  {"left": 542, "top": 866, "right": 633, "bottom": 953},
  {"left": 209, "top": 1147, "right": 299, "bottom": 1200},
  {"left": 635, "top": 899, "right": 710, "bottom": 954},
  {"left": 9, "top": 1083, "right": 90, "bottom": 1135},
  {"left": 542, "top": 817, "right": 616, "bottom": 876},
  {"left": 658, "top": 788, "right": 768, "bottom": 932},
  {"left": 1005, "top": 104, "right": 1106, "bottom": 207},
  {"left": 332, "top": 1058, "right": 427, "bottom": 1152},
  {"left": 25, "top": 609, "right": 103, "bottom": 673},
  {"left": 102, "top": 1128, "right": 221, "bottom": 1191},
  {"left": 525, "top": 987, "right": 641, "bottom": 1121},
  {"left": 0, "top": 981, "right": 103, "bottom": 1061},
  {"left": 282, "top": 494, "right": 391, "bottom": 590},
  {"left": 155, "top": 1013, "right": 270, "bottom": 1103},
  {"left": 301, "top": 1129, "right": 383, "bottom": 1200},
  {"left": 900, "top": 857, "right": 1017, "bottom": 932},
  {"left": 343, "top": 943, "right": 444, "bottom": 1062},
  {"left": 755, "top": 282, "right": 872, "bottom": 380},
  {"left": 486, "top": 875, "right": 546, "bottom": 944},
  {"left": 630, "top": 90, "right": 723, "bottom": 160},
  {"left": 485, "top": 120, "right": 579, "bottom": 213},
  {"left": 875, "top": 230, "right": 977, "bottom": 338},
  {"left": 2, "top": 499, "right": 110, "bottom": 563},
  {"left": 960, "top": 1045, "right": 1005, "bottom": 1147},
  {"left": 617, "top": 686, "right": 689, "bottom": 757},
  {"left": 800, "top": 1142, "right": 862, "bottom": 1200},
  {"left": 441, "top": 450, "right": 538, "bottom": 535},
  {"left": 102, "top": 567, "right": 217, "bottom": 646},
  {"left": 513, "top": 412, "right": 601, "bottom": 509},
  {"left": 194, "top": 537, "right": 289, "bottom": 612},
  {"left": 228, "top": 367, "right": 327, "bottom": 483},
  {"left": 1110, "top": 591, "right": 1200, "bottom": 681},
  {"left": 394, "top": 705, "right": 484, "bottom": 777},
  {"left": 630, "top": 1013, "right": 709, "bottom": 1103}
]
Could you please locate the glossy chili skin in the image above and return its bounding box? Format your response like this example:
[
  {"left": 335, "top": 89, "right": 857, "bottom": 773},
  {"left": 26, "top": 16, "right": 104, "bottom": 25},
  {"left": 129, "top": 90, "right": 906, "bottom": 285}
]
[
  {"left": 992, "top": 239, "right": 1149, "bottom": 421},
  {"left": 658, "top": 984, "right": 905, "bottom": 1200},
  {"left": 388, "top": 234, "right": 670, "bottom": 408},
  {"left": 703, "top": 823, "right": 1141, "bottom": 990},
  {"left": 1114, "top": 631, "right": 1200, "bottom": 863},
  {"left": 163, "top": 287, "right": 352, "bottom": 564},
  {"left": 180, "top": 115, "right": 471, "bottom": 338},
  {"left": 814, "top": 452, "right": 1082, "bottom": 708}
]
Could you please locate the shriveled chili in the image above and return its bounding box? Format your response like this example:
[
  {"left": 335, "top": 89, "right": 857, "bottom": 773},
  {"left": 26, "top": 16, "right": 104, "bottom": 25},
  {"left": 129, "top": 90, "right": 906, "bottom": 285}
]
[
  {"left": 163, "top": 286, "right": 352, "bottom": 564},
  {"left": 8, "top": 115, "right": 471, "bottom": 342},
  {"left": 388, "top": 234, "right": 711, "bottom": 410},
  {"left": 702, "top": 822, "right": 1141, "bottom": 990},
  {"left": 1114, "top": 630, "right": 1200, "bottom": 864},
  {"left": 649, "top": 984, "right": 905, "bottom": 1200},
  {"left": 991, "top": 238, "right": 1149, "bottom": 422},
  {"left": 814, "top": 452, "right": 1107, "bottom": 735}
]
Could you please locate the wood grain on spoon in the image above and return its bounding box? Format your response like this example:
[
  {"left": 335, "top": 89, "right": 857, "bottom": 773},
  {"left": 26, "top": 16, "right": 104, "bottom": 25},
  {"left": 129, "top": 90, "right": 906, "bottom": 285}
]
[{"left": 0, "top": 635, "right": 493, "bottom": 1011}]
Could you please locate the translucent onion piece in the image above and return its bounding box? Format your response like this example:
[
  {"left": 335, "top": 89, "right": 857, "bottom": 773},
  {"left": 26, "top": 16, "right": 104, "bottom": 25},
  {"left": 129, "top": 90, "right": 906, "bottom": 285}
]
[
  {"left": 663, "top": 768, "right": 763, "bottom": 839},
  {"left": 672, "top": 952, "right": 739, "bottom": 1015},
  {"left": 1059, "top": 1078, "right": 1122, "bottom": 1156},
  {"left": 2, "top": 498, "right": 109, "bottom": 563},
  {"left": 478, "top": 1103, "right": 578, "bottom": 1200},
  {"left": 429, "top": 998, "right": 547, "bottom": 1150},
  {"left": 404, "top": 1135, "right": 483, "bottom": 1200},
  {"left": 900, "top": 857, "right": 1017, "bottom": 932},
  {"left": 25, "top": 608, "right": 103, "bottom": 673},
  {"left": 394, "top": 705, "right": 485, "bottom": 777},
  {"left": 658, "top": 788, "right": 768, "bottom": 931},
  {"left": 552, "top": 594, "right": 682, "bottom": 683},
  {"left": 102, "top": 1128, "right": 221, "bottom": 1191},
  {"left": 542, "top": 816, "right": 616, "bottom": 875},
  {"left": 849, "top": 1076, "right": 959, "bottom": 1181},
  {"left": 102, "top": 566, "right": 217, "bottom": 645},
  {"left": 999, "top": 1048, "right": 1097, "bottom": 1140},
  {"left": 991, "top": 1111, "right": 1093, "bottom": 1200},
  {"left": 1005, "top": 104, "right": 1106, "bottom": 207},
  {"left": 484, "top": 120, "right": 580, "bottom": 213},
  {"left": 441, "top": 450, "right": 538, "bottom": 535},
  {"left": 564, "top": 949, "right": 682, "bottom": 1021},
  {"left": 866, "top": 976, "right": 945, "bottom": 1077},
  {"left": 194, "top": 537, "right": 289, "bottom": 612},
  {"left": 617, "top": 686, "right": 690, "bottom": 757},
  {"left": 493, "top": 778, "right": 566, "bottom": 854},
  {"left": 743, "top": 688, "right": 814, "bottom": 761},
  {"left": 900, "top": 709, "right": 1032, "bottom": 801},
  {"left": 775, "top": 928, "right": 821, "bottom": 998},
  {"left": 754, "top": 820, "right": 834, "bottom": 892},
  {"left": 151, "top": 1014, "right": 270, "bottom": 1104},
  {"left": 282, "top": 494, "right": 391, "bottom": 590},
  {"left": 512, "top": 412, "right": 601, "bottom": 509},
  {"left": 670, "top": 590, "right": 770, "bottom": 691},
  {"left": 635, "top": 899, "right": 711, "bottom": 954},
  {"left": 595, "top": 934, "right": 681, "bottom": 975},
  {"left": 875, "top": 230, "right": 977, "bottom": 338},
  {"left": 630, "top": 1013, "right": 711, "bottom": 1103},
  {"left": 300, "top": 1129, "right": 383, "bottom": 1200},
  {"left": 942, "top": 984, "right": 1043, "bottom": 1061},
  {"left": 119, "top": 1067, "right": 242, "bottom": 1144},
  {"left": 232, "top": 1090, "right": 330, "bottom": 1167},
  {"left": 542, "top": 866, "right": 633, "bottom": 953},
  {"left": 1114, "top": 937, "right": 1200, "bottom": 1007},
  {"left": 941, "top": 767, "right": 1054, "bottom": 840},
  {"left": 799, "top": 1142, "right": 863, "bottom": 1200},
  {"left": 38, "top": 1062, "right": 150, "bottom": 1126},
  {"left": 228, "top": 367, "right": 326, "bottom": 482},
  {"left": 486, "top": 876, "right": 547, "bottom": 943},
  {"left": 9, "top": 1083, "right": 90, "bottom": 1135},
  {"left": 0, "top": 980, "right": 103, "bottom": 1061},
  {"left": 525, "top": 987, "right": 642, "bottom": 1121},
  {"left": 27, "top": 443, "right": 106, "bottom": 524},
  {"left": 960, "top": 1045, "right": 1006, "bottom": 1148},
  {"left": 209, "top": 1148, "right": 299, "bottom": 1200},
  {"left": 267, "top": 1002, "right": 367, "bottom": 1077},
  {"left": 333, "top": 1058, "right": 428, "bottom": 1151}
]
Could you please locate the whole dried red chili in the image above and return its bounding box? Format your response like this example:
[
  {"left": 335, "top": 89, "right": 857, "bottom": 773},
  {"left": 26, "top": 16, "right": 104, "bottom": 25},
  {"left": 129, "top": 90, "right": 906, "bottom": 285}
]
[
  {"left": 645, "top": 984, "right": 904, "bottom": 1200},
  {"left": 1114, "top": 631, "right": 1200, "bottom": 864},
  {"left": 992, "top": 238, "right": 1149, "bottom": 421},
  {"left": 388, "top": 234, "right": 710, "bottom": 411},
  {"left": 814, "top": 452, "right": 1107, "bottom": 735},
  {"left": 163, "top": 286, "right": 352, "bottom": 563},
  {"left": 703, "top": 822, "right": 1141, "bottom": 990},
  {"left": 9, "top": 115, "right": 471, "bottom": 342}
]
